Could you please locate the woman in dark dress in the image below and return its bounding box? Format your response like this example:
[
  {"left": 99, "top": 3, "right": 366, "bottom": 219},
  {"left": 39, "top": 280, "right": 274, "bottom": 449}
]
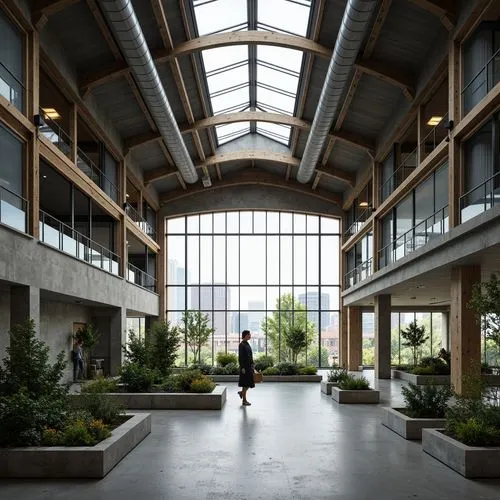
[{"left": 238, "top": 330, "right": 254, "bottom": 406}]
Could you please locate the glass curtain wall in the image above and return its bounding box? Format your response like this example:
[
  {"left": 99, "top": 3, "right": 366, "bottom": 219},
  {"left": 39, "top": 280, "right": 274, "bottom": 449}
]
[{"left": 166, "top": 211, "right": 340, "bottom": 367}]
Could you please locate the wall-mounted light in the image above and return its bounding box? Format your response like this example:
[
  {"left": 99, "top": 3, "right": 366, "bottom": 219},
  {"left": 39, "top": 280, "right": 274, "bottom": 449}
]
[
  {"left": 41, "top": 107, "right": 61, "bottom": 120},
  {"left": 427, "top": 116, "right": 443, "bottom": 126}
]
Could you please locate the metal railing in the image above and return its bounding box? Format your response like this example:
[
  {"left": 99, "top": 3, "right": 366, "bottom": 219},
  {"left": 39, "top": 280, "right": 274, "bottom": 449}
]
[
  {"left": 39, "top": 108, "right": 72, "bottom": 158},
  {"left": 420, "top": 112, "right": 449, "bottom": 156},
  {"left": 378, "top": 205, "right": 449, "bottom": 269},
  {"left": 344, "top": 207, "right": 371, "bottom": 239},
  {"left": 125, "top": 202, "right": 156, "bottom": 240},
  {"left": 380, "top": 147, "right": 418, "bottom": 202},
  {"left": 0, "top": 185, "right": 28, "bottom": 233},
  {"left": 0, "top": 61, "right": 24, "bottom": 112},
  {"left": 76, "top": 148, "right": 119, "bottom": 203},
  {"left": 462, "top": 47, "right": 500, "bottom": 116},
  {"left": 344, "top": 258, "right": 373, "bottom": 289},
  {"left": 127, "top": 263, "right": 157, "bottom": 292},
  {"left": 39, "top": 210, "right": 120, "bottom": 276},
  {"left": 460, "top": 171, "right": 500, "bottom": 224}
]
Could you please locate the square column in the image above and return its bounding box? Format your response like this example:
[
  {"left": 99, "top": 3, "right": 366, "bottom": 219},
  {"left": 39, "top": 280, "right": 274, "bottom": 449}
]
[
  {"left": 374, "top": 294, "right": 391, "bottom": 379},
  {"left": 347, "top": 306, "right": 362, "bottom": 371},
  {"left": 10, "top": 285, "right": 40, "bottom": 333},
  {"left": 109, "top": 307, "right": 126, "bottom": 376},
  {"left": 450, "top": 265, "right": 481, "bottom": 395}
]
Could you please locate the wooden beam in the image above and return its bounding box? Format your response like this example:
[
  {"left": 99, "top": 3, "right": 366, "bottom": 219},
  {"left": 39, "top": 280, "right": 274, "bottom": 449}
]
[
  {"left": 407, "top": 0, "right": 455, "bottom": 31},
  {"left": 316, "top": 165, "right": 356, "bottom": 186},
  {"left": 321, "top": 137, "right": 337, "bottom": 166},
  {"left": 356, "top": 59, "right": 414, "bottom": 101},
  {"left": 144, "top": 165, "right": 180, "bottom": 184},
  {"left": 159, "top": 169, "right": 342, "bottom": 205},
  {"left": 333, "top": 130, "right": 375, "bottom": 154},
  {"left": 34, "top": 0, "right": 80, "bottom": 17},
  {"left": 312, "top": 172, "right": 321, "bottom": 191},
  {"left": 124, "top": 132, "right": 162, "bottom": 154},
  {"left": 363, "top": 0, "right": 393, "bottom": 59}
]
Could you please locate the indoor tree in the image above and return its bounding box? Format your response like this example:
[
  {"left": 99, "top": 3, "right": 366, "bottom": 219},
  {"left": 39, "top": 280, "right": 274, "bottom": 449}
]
[
  {"left": 283, "top": 325, "right": 308, "bottom": 364},
  {"left": 400, "top": 320, "right": 429, "bottom": 367},
  {"left": 179, "top": 310, "right": 214, "bottom": 364}
]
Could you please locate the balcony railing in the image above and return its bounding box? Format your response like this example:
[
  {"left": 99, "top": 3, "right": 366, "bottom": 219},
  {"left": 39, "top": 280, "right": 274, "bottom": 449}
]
[
  {"left": 344, "top": 258, "right": 373, "bottom": 289},
  {"left": 39, "top": 210, "right": 120, "bottom": 276},
  {"left": 0, "top": 185, "right": 28, "bottom": 233},
  {"left": 39, "top": 108, "right": 72, "bottom": 158},
  {"left": 344, "top": 207, "right": 371, "bottom": 239},
  {"left": 76, "top": 148, "right": 119, "bottom": 203},
  {"left": 462, "top": 47, "right": 500, "bottom": 116},
  {"left": 125, "top": 202, "right": 156, "bottom": 240},
  {"left": 378, "top": 205, "right": 449, "bottom": 269},
  {"left": 380, "top": 147, "right": 418, "bottom": 202},
  {"left": 460, "top": 171, "right": 500, "bottom": 224},
  {"left": 0, "top": 61, "right": 24, "bottom": 112},
  {"left": 127, "top": 263, "right": 156, "bottom": 292},
  {"left": 420, "top": 112, "right": 449, "bottom": 156}
]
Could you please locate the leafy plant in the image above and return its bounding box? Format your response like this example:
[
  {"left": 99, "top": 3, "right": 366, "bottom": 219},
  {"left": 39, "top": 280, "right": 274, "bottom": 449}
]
[
  {"left": 79, "top": 392, "right": 124, "bottom": 424},
  {"left": 338, "top": 375, "right": 370, "bottom": 390},
  {"left": 275, "top": 361, "right": 298, "bottom": 375},
  {"left": 254, "top": 355, "right": 275, "bottom": 372},
  {"left": 327, "top": 366, "right": 348, "bottom": 384},
  {"left": 179, "top": 311, "right": 214, "bottom": 364},
  {"left": 222, "top": 362, "right": 239, "bottom": 375},
  {"left": 161, "top": 375, "right": 181, "bottom": 392},
  {"left": 400, "top": 321, "right": 429, "bottom": 367},
  {"left": 283, "top": 325, "right": 308, "bottom": 364},
  {"left": 190, "top": 377, "right": 215, "bottom": 393},
  {"left": 74, "top": 324, "right": 100, "bottom": 377},
  {"left": 188, "top": 362, "right": 212, "bottom": 375},
  {"left": 209, "top": 365, "right": 225, "bottom": 375},
  {"left": 216, "top": 352, "right": 238, "bottom": 367},
  {"left": 81, "top": 376, "right": 118, "bottom": 394},
  {"left": 122, "top": 330, "right": 148, "bottom": 366},
  {"left": 401, "top": 382, "right": 451, "bottom": 418},
  {"left": 453, "top": 418, "right": 500, "bottom": 447},
  {"left": 175, "top": 369, "right": 203, "bottom": 392},
  {"left": 298, "top": 365, "right": 317, "bottom": 375},
  {"left": 415, "top": 356, "right": 450, "bottom": 375},
  {"left": 120, "top": 362, "right": 156, "bottom": 392},
  {"left": 262, "top": 367, "right": 279, "bottom": 375},
  {"left": 148, "top": 320, "right": 181, "bottom": 377}
]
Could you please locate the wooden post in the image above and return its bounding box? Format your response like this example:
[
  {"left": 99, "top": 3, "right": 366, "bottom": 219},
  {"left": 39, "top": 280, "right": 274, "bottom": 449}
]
[
  {"left": 339, "top": 304, "right": 348, "bottom": 368},
  {"left": 69, "top": 103, "right": 77, "bottom": 164},
  {"left": 157, "top": 217, "right": 166, "bottom": 321},
  {"left": 347, "top": 306, "right": 362, "bottom": 371},
  {"left": 417, "top": 104, "right": 426, "bottom": 166}
]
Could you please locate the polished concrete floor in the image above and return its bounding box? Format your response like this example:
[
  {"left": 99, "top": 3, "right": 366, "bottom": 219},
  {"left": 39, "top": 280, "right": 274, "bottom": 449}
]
[{"left": 2, "top": 371, "right": 500, "bottom": 500}]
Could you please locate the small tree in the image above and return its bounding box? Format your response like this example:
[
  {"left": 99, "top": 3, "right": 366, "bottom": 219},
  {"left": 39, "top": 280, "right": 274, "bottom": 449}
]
[
  {"left": 122, "top": 330, "right": 149, "bottom": 366},
  {"left": 283, "top": 325, "right": 308, "bottom": 364},
  {"left": 400, "top": 321, "right": 428, "bottom": 367},
  {"left": 179, "top": 310, "right": 214, "bottom": 364},
  {"left": 74, "top": 324, "right": 100, "bottom": 378},
  {"left": 148, "top": 320, "right": 181, "bottom": 377}
]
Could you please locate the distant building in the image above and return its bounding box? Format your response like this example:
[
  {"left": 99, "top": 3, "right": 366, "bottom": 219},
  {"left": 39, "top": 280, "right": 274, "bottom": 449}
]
[{"left": 298, "top": 292, "right": 330, "bottom": 330}]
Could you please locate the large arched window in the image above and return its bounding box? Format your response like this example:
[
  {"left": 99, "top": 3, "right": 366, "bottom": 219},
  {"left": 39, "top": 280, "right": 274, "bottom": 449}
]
[{"left": 166, "top": 211, "right": 340, "bottom": 367}]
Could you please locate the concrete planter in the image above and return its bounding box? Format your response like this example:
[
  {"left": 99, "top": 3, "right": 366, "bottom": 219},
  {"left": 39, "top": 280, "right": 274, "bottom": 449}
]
[
  {"left": 391, "top": 370, "right": 450, "bottom": 385},
  {"left": 331, "top": 387, "right": 379, "bottom": 404},
  {"left": 71, "top": 385, "right": 226, "bottom": 410},
  {"left": 422, "top": 428, "right": 500, "bottom": 478},
  {"left": 382, "top": 407, "right": 446, "bottom": 440},
  {"left": 0, "top": 413, "right": 150, "bottom": 478},
  {"left": 321, "top": 381, "right": 339, "bottom": 395},
  {"left": 210, "top": 375, "right": 321, "bottom": 383}
]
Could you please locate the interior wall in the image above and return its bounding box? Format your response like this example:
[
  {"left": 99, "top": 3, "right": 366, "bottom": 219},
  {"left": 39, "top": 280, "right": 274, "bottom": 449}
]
[{"left": 40, "top": 298, "right": 91, "bottom": 382}]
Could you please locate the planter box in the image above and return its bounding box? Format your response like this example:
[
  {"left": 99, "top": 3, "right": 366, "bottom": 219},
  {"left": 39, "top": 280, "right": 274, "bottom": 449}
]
[
  {"left": 210, "top": 375, "right": 321, "bottom": 383},
  {"left": 422, "top": 428, "right": 500, "bottom": 478},
  {"left": 71, "top": 385, "right": 226, "bottom": 410},
  {"left": 321, "top": 381, "right": 339, "bottom": 395},
  {"left": 391, "top": 370, "right": 450, "bottom": 385},
  {"left": 331, "top": 387, "right": 379, "bottom": 404},
  {"left": 382, "top": 407, "right": 446, "bottom": 440},
  {"left": 0, "top": 413, "right": 150, "bottom": 478}
]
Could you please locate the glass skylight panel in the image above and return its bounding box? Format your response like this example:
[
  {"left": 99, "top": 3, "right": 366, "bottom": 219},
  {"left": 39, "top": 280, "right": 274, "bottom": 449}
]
[
  {"left": 216, "top": 121, "right": 250, "bottom": 145},
  {"left": 207, "top": 63, "right": 248, "bottom": 94},
  {"left": 257, "top": 62, "right": 299, "bottom": 94},
  {"left": 193, "top": 0, "right": 247, "bottom": 36},
  {"left": 202, "top": 46, "right": 248, "bottom": 73},
  {"left": 211, "top": 85, "right": 249, "bottom": 114},
  {"left": 258, "top": 46, "right": 303, "bottom": 74},
  {"left": 257, "top": 85, "right": 296, "bottom": 114},
  {"left": 256, "top": 122, "right": 291, "bottom": 145},
  {"left": 257, "top": 0, "right": 311, "bottom": 36}
]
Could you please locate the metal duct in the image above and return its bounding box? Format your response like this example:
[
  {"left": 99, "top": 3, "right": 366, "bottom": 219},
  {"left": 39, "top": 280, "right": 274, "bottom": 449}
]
[
  {"left": 297, "top": 0, "right": 377, "bottom": 184},
  {"left": 98, "top": 0, "right": 198, "bottom": 184}
]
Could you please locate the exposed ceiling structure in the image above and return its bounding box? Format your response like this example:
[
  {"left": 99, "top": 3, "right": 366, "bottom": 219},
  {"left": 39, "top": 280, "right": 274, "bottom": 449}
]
[{"left": 35, "top": 0, "right": 452, "bottom": 206}]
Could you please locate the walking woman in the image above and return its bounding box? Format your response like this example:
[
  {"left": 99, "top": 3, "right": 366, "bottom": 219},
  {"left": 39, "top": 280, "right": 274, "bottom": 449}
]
[{"left": 238, "top": 330, "right": 254, "bottom": 406}]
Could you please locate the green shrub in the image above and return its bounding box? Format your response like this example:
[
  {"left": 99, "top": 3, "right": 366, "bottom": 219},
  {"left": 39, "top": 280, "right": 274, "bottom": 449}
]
[
  {"left": 262, "top": 367, "right": 279, "bottom": 375},
  {"left": 188, "top": 363, "right": 212, "bottom": 375},
  {"left": 176, "top": 369, "right": 203, "bottom": 392},
  {"left": 415, "top": 357, "right": 450, "bottom": 375},
  {"left": 79, "top": 393, "right": 124, "bottom": 424},
  {"left": 210, "top": 366, "right": 225, "bottom": 375},
  {"left": 298, "top": 365, "right": 317, "bottom": 375},
  {"left": 401, "top": 382, "right": 451, "bottom": 418},
  {"left": 338, "top": 375, "right": 370, "bottom": 390},
  {"left": 454, "top": 418, "right": 500, "bottom": 446},
  {"left": 216, "top": 352, "right": 238, "bottom": 367},
  {"left": 122, "top": 330, "right": 148, "bottom": 366},
  {"left": 275, "top": 362, "right": 298, "bottom": 375},
  {"left": 254, "top": 355, "right": 275, "bottom": 372},
  {"left": 222, "top": 362, "right": 239, "bottom": 375},
  {"left": 190, "top": 377, "right": 215, "bottom": 393},
  {"left": 327, "top": 366, "right": 348, "bottom": 384},
  {"left": 161, "top": 375, "right": 181, "bottom": 392},
  {"left": 81, "top": 376, "right": 118, "bottom": 394},
  {"left": 411, "top": 366, "right": 437, "bottom": 375},
  {"left": 120, "top": 362, "right": 156, "bottom": 392},
  {"left": 148, "top": 320, "right": 181, "bottom": 377},
  {"left": 393, "top": 365, "right": 410, "bottom": 371}
]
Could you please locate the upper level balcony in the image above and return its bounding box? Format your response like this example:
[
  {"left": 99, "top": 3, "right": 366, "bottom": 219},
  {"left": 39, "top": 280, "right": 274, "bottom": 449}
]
[
  {"left": 125, "top": 202, "right": 156, "bottom": 241},
  {"left": 0, "top": 184, "right": 28, "bottom": 233}
]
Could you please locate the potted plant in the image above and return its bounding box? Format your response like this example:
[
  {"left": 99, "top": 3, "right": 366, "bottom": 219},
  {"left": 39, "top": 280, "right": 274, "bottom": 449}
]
[
  {"left": 321, "top": 365, "right": 348, "bottom": 394},
  {"left": 382, "top": 382, "right": 451, "bottom": 439},
  {"left": 331, "top": 374, "right": 379, "bottom": 404}
]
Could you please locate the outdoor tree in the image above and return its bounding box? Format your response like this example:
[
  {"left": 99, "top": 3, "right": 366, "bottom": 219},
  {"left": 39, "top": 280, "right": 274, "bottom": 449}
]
[
  {"left": 261, "top": 294, "right": 316, "bottom": 362},
  {"left": 179, "top": 310, "right": 214, "bottom": 364},
  {"left": 400, "top": 320, "right": 429, "bottom": 367},
  {"left": 306, "top": 345, "right": 330, "bottom": 367},
  {"left": 283, "top": 325, "right": 308, "bottom": 364}
]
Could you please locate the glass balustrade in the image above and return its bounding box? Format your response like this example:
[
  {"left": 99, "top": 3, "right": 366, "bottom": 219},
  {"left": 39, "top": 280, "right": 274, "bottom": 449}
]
[
  {"left": 0, "top": 61, "right": 23, "bottom": 112},
  {"left": 127, "top": 263, "right": 157, "bottom": 292},
  {"left": 0, "top": 185, "right": 28, "bottom": 233},
  {"left": 125, "top": 202, "right": 156, "bottom": 240},
  {"left": 344, "top": 258, "right": 373, "bottom": 289},
  {"left": 460, "top": 172, "right": 500, "bottom": 223},
  {"left": 38, "top": 108, "right": 72, "bottom": 158}
]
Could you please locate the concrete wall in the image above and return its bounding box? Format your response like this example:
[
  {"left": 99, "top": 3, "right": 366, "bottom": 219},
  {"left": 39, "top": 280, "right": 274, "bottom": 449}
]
[
  {"left": 0, "top": 289, "right": 10, "bottom": 363},
  {"left": 0, "top": 227, "right": 159, "bottom": 317},
  {"left": 161, "top": 185, "right": 343, "bottom": 218},
  {"left": 40, "top": 298, "right": 91, "bottom": 382}
]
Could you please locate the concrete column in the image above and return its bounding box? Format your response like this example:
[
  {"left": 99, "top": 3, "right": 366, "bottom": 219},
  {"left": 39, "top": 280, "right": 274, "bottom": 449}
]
[
  {"left": 347, "top": 306, "right": 362, "bottom": 371},
  {"left": 450, "top": 265, "right": 481, "bottom": 396},
  {"left": 10, "top": 285, "right": 40, "bottom": 333},
  {"left": 109, "top": 307, "right": 126, "bottom": 376},
  {"left": 339, "top": 306, "right": 348, "bottom": 368},
  {"left": 441, "top": 311, "right": 450, "bottom": 351},
  {"left": 374, "top": 294, "right": 391, "bottom": 379}
]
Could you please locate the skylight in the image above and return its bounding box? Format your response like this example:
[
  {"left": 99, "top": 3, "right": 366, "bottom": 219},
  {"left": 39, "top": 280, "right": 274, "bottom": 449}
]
[{"left": 192, "top": 0, "right": 312, "bottom": 147}]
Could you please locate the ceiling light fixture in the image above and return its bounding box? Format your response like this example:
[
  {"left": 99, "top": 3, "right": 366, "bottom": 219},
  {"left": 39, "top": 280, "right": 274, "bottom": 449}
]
[
  {"left": 41, "top": 107, "right": 61, "bottom": 120},
  {"left": 359, "top": 201, "right": 369, "bottom": 208},
  {"left": 427, "top": 116, "right": 443, "bottom": 126}
]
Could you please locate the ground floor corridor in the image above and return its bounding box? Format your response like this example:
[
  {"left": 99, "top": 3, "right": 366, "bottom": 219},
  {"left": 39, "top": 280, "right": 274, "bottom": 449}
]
[{"left": 1, "top": 373, "right": 500, "bottom": 500}]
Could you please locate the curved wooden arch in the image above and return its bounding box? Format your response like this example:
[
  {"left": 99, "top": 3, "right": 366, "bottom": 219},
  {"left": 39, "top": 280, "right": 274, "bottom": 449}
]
[
  {"left": 80, "top": 31, "right": 331, "bottom": 94},
  {"left": 159, "top": 169, "right": 342, "bottom": 205}
]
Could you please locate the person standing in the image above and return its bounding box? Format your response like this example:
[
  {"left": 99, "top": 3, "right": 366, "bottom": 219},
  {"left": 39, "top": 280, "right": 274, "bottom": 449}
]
[
  {"left": 238, "top": 330, "right": 254, "bottom": 406},
  {"left": 72, "top": 340, "right": 84, "bottom": 382}
]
